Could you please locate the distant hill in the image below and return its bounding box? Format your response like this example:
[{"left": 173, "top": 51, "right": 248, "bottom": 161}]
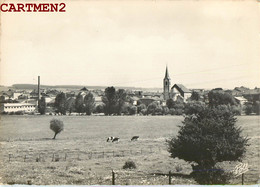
[{"left": 12, "top": 84, "right": 162, "bottom": 92}]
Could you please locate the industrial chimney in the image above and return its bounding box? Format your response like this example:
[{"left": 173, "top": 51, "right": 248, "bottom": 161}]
[{"left": 38, "top": 76, "right": 40, "bottom": 106}]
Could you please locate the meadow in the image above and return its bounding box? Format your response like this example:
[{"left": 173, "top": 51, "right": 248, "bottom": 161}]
[{"left": 0, "top": 115, "right": 259, "bottom": 185}]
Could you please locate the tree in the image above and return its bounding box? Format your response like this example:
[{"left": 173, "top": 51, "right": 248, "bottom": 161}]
[
  {"left": 50, "top": 119, "right": 64, "bottom": 139},
  {"left": 167, "top": 105, "right": 249, "bottom": 184},
  {"left": 137, "top": 104, "right": 146, "bottom": 114},
  {"left": 166, "top": 98, "right": 175, "bottom": 109},
  {"left": 147, "top": 102, "right": 158, "bottom": 115},
  {"left": 38, "top": 96, "right": 46, "bottom": 115},
  {"left": 54, "top": 92, "right": 67, "bottom": 115},
  {"left": 102, "top": 87, "right": 118, "bottom": 115},
  {"left": 75, "top": 93, "right": 84, "bottom": 114},
  {"left": 253, "top": 101, "right": 260, "bottom": 115},
  {"left": 190, "top": 91, "right": 200, "bottom": 101},
  {"left": 128, "top": 106, "right": 137, "bottom": 115},
  {"left": 184, "top": 101, "right": 206, "bottom": 115},
  {"left": 208, "top": 91, "right": 237, "bottom": 107},
  {"left": 84, "top": 92, "right": 95, "bottom": 115},
  {"left": 116, "top": 89, "right": 127, "bottom": 115},
  {"left": 95, "top": 104, "right": 104, "bottom": 113},
  {"left": 244, "top": 102, "right": 253, "bottom": 115},
  {"left": 66, "top": 97, "right": 75, "bottom": 114},
  {"left": 162, "top": 106, "right": 170, "bottom": 115}
]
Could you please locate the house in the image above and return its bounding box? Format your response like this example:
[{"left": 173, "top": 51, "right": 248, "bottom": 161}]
[
  {"left": 234, "top": 96, "right": 248, "bottom": 106},
  {"left": 0, "top": 103, "right": 36, "bottom": 113},
  {"left": 171, "top": 84, "right": 192, "bottom": 102}
]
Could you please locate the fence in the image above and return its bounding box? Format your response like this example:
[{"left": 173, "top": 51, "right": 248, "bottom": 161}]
[
  {"left": 110, "top": 169, "right": 258, "bottom": 185},
  {"left": 3, "top": 149, "right": 259, "bottom": 185},
  {"left": 5, "top": 147, "right": 162, "bottom": 163}
]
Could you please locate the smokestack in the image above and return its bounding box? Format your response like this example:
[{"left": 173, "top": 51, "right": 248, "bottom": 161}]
[{"left": 38, "top": 76, "right": 40, "bottom": 106}]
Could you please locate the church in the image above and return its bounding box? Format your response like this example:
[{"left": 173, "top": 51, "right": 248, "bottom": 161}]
[{"left": 163, "top": 66, "right": 192, "bottom": 102}]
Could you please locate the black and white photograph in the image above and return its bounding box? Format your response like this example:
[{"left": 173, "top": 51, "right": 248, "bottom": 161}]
[{"left": 0, "top": 0, "right": 260, "bottom": 185}]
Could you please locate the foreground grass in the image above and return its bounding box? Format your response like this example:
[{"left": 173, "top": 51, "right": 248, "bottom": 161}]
[{"left": 0, "top": 115, "right": 259, "bottom": 185}]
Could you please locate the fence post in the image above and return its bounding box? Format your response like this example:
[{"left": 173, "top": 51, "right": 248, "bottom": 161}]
[
  {"left": 64, "top": 153, "right": 67, "bottom": 161},
  {"left": 52, "top": 153, "right": 54, "bottom": 162},
  {"left": 8, "top": 154, "right": 12, "bottom": 162},
  {"left": 169, "top": 171, "right": 172, "bottom": 185},
  {"left": 103, "top": 151, "right": 105, "bottom": 158},
  {"left": 242, "top": 173, "right": 244, "bottom": 185},
  {"left": 113, "top": 151, "right": 115, "bottom": 157},
  {"left": 112, "top": 170, "right": 115, "bottom": 185},
  {"left": 24, "top": 155, "right": 27, "bottom": 162}
]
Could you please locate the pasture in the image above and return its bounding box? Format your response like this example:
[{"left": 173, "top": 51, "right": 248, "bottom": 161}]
[{"left": 0, "top": 115, "right": 259, "bottom": 185}]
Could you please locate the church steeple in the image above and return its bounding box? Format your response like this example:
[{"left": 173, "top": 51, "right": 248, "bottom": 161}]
[
  {"left": 163, "top": 66, "right": 171, "bottom": 100},
  {"left": 165, "top": 66, "right": 170, "bottom": 79}
]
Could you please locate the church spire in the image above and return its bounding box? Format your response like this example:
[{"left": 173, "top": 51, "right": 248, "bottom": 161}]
[{"left": 165, "top": 66, "right": 170, "bottom": 79}]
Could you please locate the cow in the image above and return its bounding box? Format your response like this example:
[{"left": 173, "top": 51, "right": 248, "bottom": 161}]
[
  {"left": 112, "top": 137, "right": 120, "bottom": 142},
  {"left": 131, "top": 136, "right": 139, "bottom": 141},
  {"left": 107, "top": 137, "right": 115, "bottom": 142}
]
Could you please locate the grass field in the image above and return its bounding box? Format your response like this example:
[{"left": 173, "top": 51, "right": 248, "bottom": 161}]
[{"left": 0, "top": 115, "right": 259, "bottom": 185}]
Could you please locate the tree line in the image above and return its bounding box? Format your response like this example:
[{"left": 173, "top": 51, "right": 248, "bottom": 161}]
[{"left": 37, "top": 87, "right": 259, "bottom": 116}]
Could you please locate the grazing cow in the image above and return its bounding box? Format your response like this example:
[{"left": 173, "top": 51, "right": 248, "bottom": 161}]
[
  {"left": 107, "top": 137, "right": 115, "bottom": 142},
  {"left": 112, "top": 137, "right": 120, "bottom": 142},
  {"left": 131, "top": 136, "right": 139, "bottom": 141}
]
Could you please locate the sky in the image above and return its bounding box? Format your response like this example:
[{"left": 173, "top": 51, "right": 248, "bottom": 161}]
[{"left": 1, "top": 0, "right": 260, "bottom": 89}]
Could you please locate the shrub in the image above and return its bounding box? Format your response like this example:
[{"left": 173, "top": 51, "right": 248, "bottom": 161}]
[
  {"left": 140, "top": 109, "right": 147, "bottom": 115},
  {"left": 15, "top": 111, "right": 24, "bottom": 115},
  {"left": 184, "top": 101, "right": 206, "bottom": 115},
  {"left": 128, "top": 106, "right": 137, "bottom": 115},
  {"left": 167, "top": 106, "right": 249, "bottom": 184},
  {"left": 230, "top": 105, "right": 241, "bottom": 116},
  {"left": 95, "top": 104, "right": 104, "bottom": 113},
  {"left": 50, "top": 119, "right": 64, "bottom": 139},
  {"left": 122, "top": 160, "right": 137, "bottom": 169},
  {"left": 137, "top": 104, "right": 146, "bottom": 114},
  {"left": 162, "top": 106, "right": 170, "bottom": 115},
  {"left": 175, "top": 164, "right": 183, "bottom": 172},
  {"left": 253, "top": 101, "right": 260, "bottom": 115},
  {"left": 169, "top": 108, "right": 176, "bottom": 115},
  {"left": 175, "top": 108, "right": 183, "bottom": 115},
  {"left": 190, "top": 165, "right": 232, "bottom": 184},
  {"left": 244, "top": 103, "right": 253, "bottom": 115}
]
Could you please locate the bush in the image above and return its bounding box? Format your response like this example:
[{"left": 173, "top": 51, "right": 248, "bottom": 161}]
[
  {"left": 50, "top": 119, "right": 64, "bottom": 139},
  {"left": 128, "top": 106, "right": 137, "bottom": 115},
  {"left": 253, "top": 101, "right": 260, "bottom": 115},
  {"left": 175, "top": 164, "right": 183, "bottom": 172},
  {"left": 95, "top": 104, "right": 104, "bottom": 113},
  {"left": 244, "top": 103, "right": 253, "bottom": 115},
  {"left": 191, "top": 165, "right": 232, "bottom": 184},
  {"left": 184, "top": 101, "right": 206, "bottom": 115},
  {"left": 140, "top": 109, "right": 147, "bottom": 115},
  {"left": 167, "top": 106, "right": 249, "bottom": 184},
  {"left": 169, "top": 108, "right": 176, "bottom": 115},
  {"left": 122, "top": 160, "right": 136, "bottom": 169},
  {"left": 230, "top": 105, "right": 241, "bottom": 116},
  {"left": 162, "top": 106, "right": 170, "bottom": 115},
  {"left": 137, "top": 104, "right": 146, "bottom": 114},
  {"left": 15, "top": 111, "right": 24, "bottom": 115},
  {"left": 175, "top": 108, "right": 183, "bottom": 115}
]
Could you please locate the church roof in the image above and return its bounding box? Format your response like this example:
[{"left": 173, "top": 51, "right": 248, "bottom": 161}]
[
  {"left": 164, "top": 66, "right": 170, "bottom": 79},
  {"left": 172, "top": 84, "right": 191, "bottom": 93}
]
